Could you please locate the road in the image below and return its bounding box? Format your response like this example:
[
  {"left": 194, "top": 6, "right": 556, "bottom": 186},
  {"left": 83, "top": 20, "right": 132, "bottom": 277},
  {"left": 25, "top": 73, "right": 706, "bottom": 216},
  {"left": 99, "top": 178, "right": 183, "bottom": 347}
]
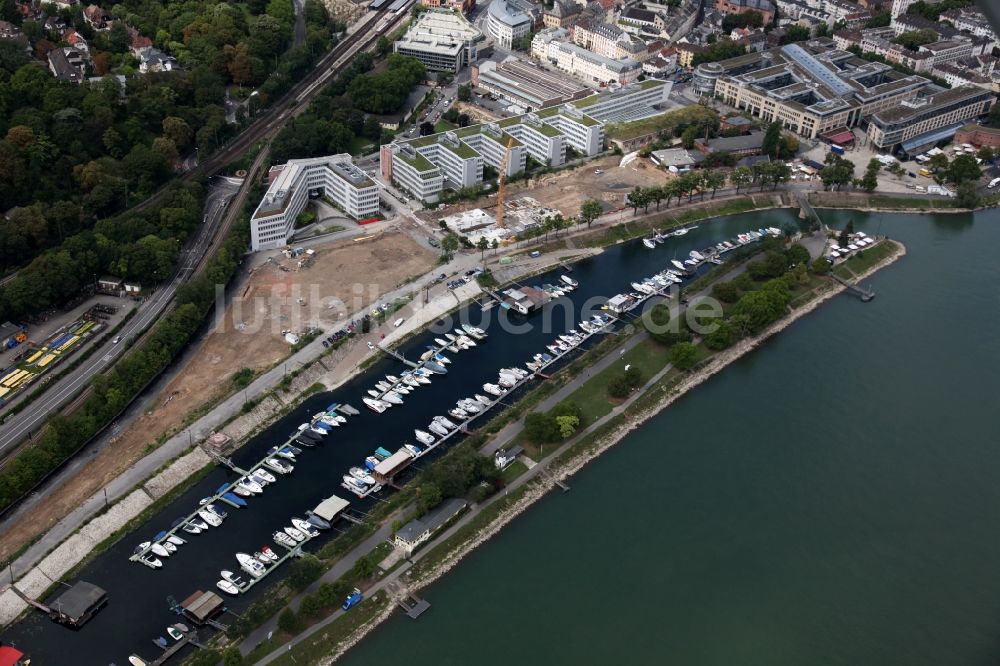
[{"left": 0, "top": 180, "right": 240, "bottom": 459}]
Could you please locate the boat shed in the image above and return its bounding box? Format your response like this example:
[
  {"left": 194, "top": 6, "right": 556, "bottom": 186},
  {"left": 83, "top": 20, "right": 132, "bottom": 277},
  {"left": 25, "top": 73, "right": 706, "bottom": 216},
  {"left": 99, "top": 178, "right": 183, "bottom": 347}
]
[
  {"left": 46, "top": 581, "right": 107, "bottom": 627},
  {"left": 180, "top": 590, "right": 225, "bottom": 625},
  {"left": 312, "top": 494, "right": 350, "bottom": 522},
  {"left": 373, "top": 449, "right": 413, "bottom": 483}
]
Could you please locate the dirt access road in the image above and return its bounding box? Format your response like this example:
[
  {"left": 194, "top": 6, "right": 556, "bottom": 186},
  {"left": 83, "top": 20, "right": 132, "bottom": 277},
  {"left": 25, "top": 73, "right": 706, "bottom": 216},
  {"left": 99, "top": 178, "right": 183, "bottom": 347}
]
[{"left": 0, "top": 232, "right": 435, "bottom": 564}]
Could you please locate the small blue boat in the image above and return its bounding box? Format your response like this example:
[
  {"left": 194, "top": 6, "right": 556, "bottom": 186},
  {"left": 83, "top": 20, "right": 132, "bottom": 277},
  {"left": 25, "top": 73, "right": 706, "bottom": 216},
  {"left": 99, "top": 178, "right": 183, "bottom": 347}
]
[
  {"left": 154, "top": 530, "right": 168, "bottom": 542},
  {"left": 222, "top": 492, "right": 248, "bottom": 507},
  {"left": 313, "top": 421, "right": 332, "bottom": 431},
  {"left": 375, "top": 446, "right": 392, "bottom": 460},
  {"left": 425, "top": 361, "right": 447, "bottom": 374}
]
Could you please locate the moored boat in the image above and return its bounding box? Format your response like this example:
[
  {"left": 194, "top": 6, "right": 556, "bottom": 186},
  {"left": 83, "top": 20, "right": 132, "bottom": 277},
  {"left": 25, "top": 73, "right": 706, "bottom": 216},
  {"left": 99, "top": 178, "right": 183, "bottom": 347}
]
[
  {"left": 216, "top": 580, "right": 240, "bottom": 596},
  {"left": 435, "top": 415, "right": 458, "bottom": 429},
  {"left": 642, "top": 237, "right": 656, "bottom": 249},
  {"left": 363, "top": 397, "right": 390, "bottom": 413},
  {"left": 236, "top": 552, "right": 265, "bottom": 578},
  {"left": 414, "top": 429, "right": 436, "bottom": 445}
]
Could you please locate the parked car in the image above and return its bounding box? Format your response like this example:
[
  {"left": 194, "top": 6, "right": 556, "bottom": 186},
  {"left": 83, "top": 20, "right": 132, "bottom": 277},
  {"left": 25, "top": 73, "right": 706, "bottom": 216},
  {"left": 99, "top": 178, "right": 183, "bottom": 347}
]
[
  {"left": 428, "top": 237, "right": 440, "bottom": 248},
  {"left": 342, "top": 589, "right": 363, "bottom": 611}
]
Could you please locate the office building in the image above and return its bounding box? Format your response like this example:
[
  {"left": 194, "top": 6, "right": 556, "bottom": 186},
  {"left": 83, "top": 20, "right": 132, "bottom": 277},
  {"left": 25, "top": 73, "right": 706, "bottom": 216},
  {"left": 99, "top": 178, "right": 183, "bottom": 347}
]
[
  {"left": 866, "top": 84, "right": 994, "bottom": 154},
  {"left": 394, "top": 9, "right": 482, "bottom": 72},
  {"left": 251, "top": 155, "right": 379, "bottom": 251}
]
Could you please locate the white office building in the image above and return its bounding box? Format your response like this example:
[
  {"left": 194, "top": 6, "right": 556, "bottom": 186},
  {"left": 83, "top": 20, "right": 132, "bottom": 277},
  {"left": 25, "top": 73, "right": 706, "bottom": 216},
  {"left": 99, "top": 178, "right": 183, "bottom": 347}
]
[
  {"left": 394, "top": 9, "right": 482, "bottom": 72},
  {"left": 251, "top": 155, "right": 379, "bottom": 251},
  {"left": 486, "top": 0, "right": 535, "bottom": 49}
]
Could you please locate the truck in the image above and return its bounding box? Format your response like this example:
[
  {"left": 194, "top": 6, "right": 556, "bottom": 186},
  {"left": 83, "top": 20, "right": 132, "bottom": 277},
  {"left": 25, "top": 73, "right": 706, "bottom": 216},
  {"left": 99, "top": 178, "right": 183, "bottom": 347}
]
[
  {"left": 830, "top": 144, "right": 845, "bottom": 156},
  {"left": 342, "top": 588, "right": 363, "bottom": 611}
]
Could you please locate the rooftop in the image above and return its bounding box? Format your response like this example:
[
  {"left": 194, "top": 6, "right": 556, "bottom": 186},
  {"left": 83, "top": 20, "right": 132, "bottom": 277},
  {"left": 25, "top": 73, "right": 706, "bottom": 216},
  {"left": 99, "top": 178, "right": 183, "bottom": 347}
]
[{"left": 48, "top": 581, "right": 106, "bottom": 622}]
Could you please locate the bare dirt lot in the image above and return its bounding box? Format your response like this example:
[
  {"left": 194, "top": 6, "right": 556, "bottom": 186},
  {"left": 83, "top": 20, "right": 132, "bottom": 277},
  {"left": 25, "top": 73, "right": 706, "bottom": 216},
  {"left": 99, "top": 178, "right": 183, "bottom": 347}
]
[
  {"left": 0, "top": 231, "right": 435, "bottom": 563},
  {"left": 429, "top": 154, "right": 669, "bottom": 222}
]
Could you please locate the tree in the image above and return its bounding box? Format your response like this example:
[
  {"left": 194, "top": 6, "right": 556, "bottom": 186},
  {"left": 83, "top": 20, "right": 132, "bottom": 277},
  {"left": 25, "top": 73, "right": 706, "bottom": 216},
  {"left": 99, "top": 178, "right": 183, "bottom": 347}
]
[
  {"left": 820, "top": 155, "right": 854, "bottom": 190},
  {"left": 838, "top": 218, "right": 855, "bottom": 247},
  {"left": 761, "top": 121, "right": 782, "bottom": 158},
  {"left": 277, "top": 608, "right": 300, "bottom": 634},
  {"left": 705, "top": 319, "right": 736, "bottom": 350},
  {"left": 681, "top": 125, "right": 700, "bottom": 149},
  {"left": 927, "top": 152, "right": 949, "bottom": 174},
  {"left": 977, "top": 145, "right": 995, "bottom": 163},
  {"left": 441, "top": 233, "right": 459, "bottom": 260},
  {"left": 580, "top": 199, "right": 603, "bottom": 228},
  {"left": 524, "top": 412, "right": 560, "bottom": 443},
  {"left": 477, "top": 236, "right": 489, "bottom": 259},
  {"left": 730, "top": 166, "right": 752, "bottom": 193},
  {"left": 668, "top": 341, "right": 698, "bottom": 370},
  {"left": 376, "top": 35, "right": 391, "bottom": 55},
  {"left": 627, "top": 187, "right": 647, "bottom": 215},
  {"left": 892, "top": 28, "right": 937, "bottom": 50},
  {"left": 608, "top": 375, "right": 630, "bottom": 398},
  {"left": 860, "top": 158, "right": 880, "bottom": 192},
  {"left": 417, "top": 482, "right": 442, "bottom": 514},
  {"left": 711, "top": 280, "right": 740, "bottom": 303},
  {"left": 704, "top": 170, "right": 726, "bottom": 198},
  {"left": 623, "top": 365, "right": 641, "bottom": 387},
  {"left": 787, "top": 243, "right": 810, "bottom": 266},
  {"left": 946, "top": 154, "right": 981, "bottom": 184},
  {"left": 162, "top": 117, "right": 193, "bottom": 150},
  {"left": 555, "top": 414, "right": 579, "bottom": 438},
  {"left": 288, "top": 554, "right": 324, "bottom": 591},
  {"left": 457, "top": 84, "right": 472, "bottom": 101},
  {"left": 491, "top": 238, "right": 499, "bottom": 254},
  {"left": 955, "top": 180, "right": 980, "bottom": 208},
  {"left": 780, "top": 25, "right": 811, "bottom": 44}
]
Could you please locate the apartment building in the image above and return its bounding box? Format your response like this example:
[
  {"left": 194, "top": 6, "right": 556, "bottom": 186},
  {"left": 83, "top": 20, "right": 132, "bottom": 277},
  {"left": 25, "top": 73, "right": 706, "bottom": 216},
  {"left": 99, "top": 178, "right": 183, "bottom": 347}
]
[
  {"left": 866, "top": 85, "right": 994, "bottom": 153},
  {"left": 251, "top": 155, "right": 379, "bottom": 251},
  {"left": 394, "top": 9, "right": 482, "bottom": 72}
]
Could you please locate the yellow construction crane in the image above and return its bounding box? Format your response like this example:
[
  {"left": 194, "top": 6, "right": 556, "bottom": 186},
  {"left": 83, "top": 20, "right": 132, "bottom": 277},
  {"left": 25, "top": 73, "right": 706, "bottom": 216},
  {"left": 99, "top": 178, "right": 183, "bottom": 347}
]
[{"left": 495, "top": 137, "right": 514, "bottom": 229}]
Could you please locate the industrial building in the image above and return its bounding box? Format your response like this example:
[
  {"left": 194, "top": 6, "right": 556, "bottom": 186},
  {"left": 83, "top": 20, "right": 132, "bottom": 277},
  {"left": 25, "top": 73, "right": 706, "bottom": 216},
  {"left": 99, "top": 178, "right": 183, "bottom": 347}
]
[
  {"left": 471, "top": 56, "right": 591, "bottom": 110},
  {"left": 250, "top": 155, "right": 379, "bottom": 251},
  {"left": 393, "top": 9, "right": 482, "bottom": 72}
]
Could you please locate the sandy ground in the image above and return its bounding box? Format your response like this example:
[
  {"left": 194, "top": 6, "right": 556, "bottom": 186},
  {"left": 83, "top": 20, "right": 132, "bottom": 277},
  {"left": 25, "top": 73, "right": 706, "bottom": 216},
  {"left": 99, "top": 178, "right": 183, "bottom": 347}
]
[{"left": 0, "top": 232, "right": 435, "bottom": 564}]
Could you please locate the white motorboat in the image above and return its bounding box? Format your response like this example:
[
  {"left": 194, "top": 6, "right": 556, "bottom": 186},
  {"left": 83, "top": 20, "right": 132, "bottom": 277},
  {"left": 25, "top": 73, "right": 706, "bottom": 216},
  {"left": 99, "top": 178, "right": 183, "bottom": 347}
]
[
  {"left": 140, "top": 555, "right": 162, "bottom": 569},
  {"left": 260, "top": 546, "right": 279, "bottom": 561},
  {"left": 320, "top": 415, "right": 342, "bottom": 426},
  {"left": 236, "top": 552, "right": 265, "bottom": 578},
  {"left": 181, "top": 522, "right": 202, "bottom": 535},
  {"left": 272, "top": 447, "right": 297, "bottom": 460},
  {"left": 254, "top": 551, "right": 271, "bottom": 565},
  {"left": 221, "top": 570, "right": 244, "bottom": 585},
  {"left": 457, "top": 335, "right": 476, "bottom": 347},
  {"left": 643, "top": 237, "right": 656, "bottom": 249},
  {"left": 310, "top": 425, "right": 327, "bottom": 436},
  {"left": 150, "top": 543, "right": 170, "bottom": 558},
  {"left": 483, "top": 383, "right": 503, "bottom": 397},
  {"left": 403, "top": 375, "right": 420, "bottom": 387},
  {"left": 364, "top": 397, "right": 390, "bottom": 413},
  {"left": 292, "top": 518, "right": 320, "bottom": 537},
  {"left": 376, "top": 381, "right": 391, "bottom": 391},
  {"left": 444, "top": 333, "right": 458, "bottom": 342},
  {"left": 459, "top": 399, "right": 481, "bottom": 413},
  {"left": 434, "top": 337, "right": 450, "bottom": 347},
  {"left": 129, "top": 656, "right": 149, "bottom": 666},
  {"left": 254, "top": 468, "right": 276, "bottom": 484},
  {"left": 412, "top": 371, "right": 432, "bottom": 384},
  {"left": 404, "top": 444, "right": 422, "bottom": 457},
  {"left": 231, "top": 485, "right": 252, "bottom": 498},
  {"left": 449, "top": 407, "right": 468, "bottom": 419},
  {"left": 367, "top": 389, "right": 381, "bottom": 398},
  {"left": 461, "top": 324, "right": 487, "bottom": 339},
  {"left": 414, "top": 429, "right": 436, "bottom": 445},
  {"left": 690, "top": 250, "right": 705, "bottom": 262},
  {"left": 434, "top": 353, "right": 451, "bottom": 365},
  {"left": 265, "top": 458, "right": 293, "bottom": 474},
  {"left": 435, "top": 416, "right": 458, "bottom": 430},
  {"left": 671, "top": 259, "right": 687, "bottom": 272},
  {"left": 393, "top": 384, "right": 412, "bottom": 394},
  {"left": 428, "top": 421, "right": 449, "bottom": 437},
  {"left": 386, "top": 375, "right": 399, "bottom": 383},
  {"left": 343, "top": 475, "right": 367, "bottom": 491},
  {"left": 162, "top": 541, "right": 177, "bottom": 555},
  {"left": 189, "top": 518, "right": 209, "bottom": 531},
  {"left": 273, "top": 531, "right": 297, "bottom": 548},
  {"left": 284, "top": 526, "right": 306, "bottom": 542},
  {"left": 560, "top": 275, "right": 578, "bottom": 287},
  {"left": 216, "top": 580, "right": 240, "bottom": 596},
  {"left": 167, "top": 626, "right": 185, "bottom": 641},
  {"left": 382, "top": 391, "right": 404, "bottom": 405},
  {"left": 474, "top": 394, "right": 492, "bottom": 406},
  {"left": 166, "top": 534, "right": 186, "bottom": 546},
  {"left": 238, "top": 477, "right": 263, "bottom": 494},
  {"left": 498, "top": 375, "right": 516, "bottom": 388},
  {"left": 349, "top": 467, "right": 376, "bottom": 485},
  {"left": 198, "top": 509, "right": 223, "bottom": 527}
]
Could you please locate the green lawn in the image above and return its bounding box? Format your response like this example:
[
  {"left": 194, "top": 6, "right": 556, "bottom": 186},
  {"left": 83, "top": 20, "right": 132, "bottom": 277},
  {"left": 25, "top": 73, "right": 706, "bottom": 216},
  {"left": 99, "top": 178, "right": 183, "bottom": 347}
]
[
  {"left": 500, "top": 460, "right": 528, "bottom": 484},
  {"left": 435, "top": 120, "right": 457, "bottom": 133},
  {"left": 833, "top": 240, "right": 898, "bottom": 279}
]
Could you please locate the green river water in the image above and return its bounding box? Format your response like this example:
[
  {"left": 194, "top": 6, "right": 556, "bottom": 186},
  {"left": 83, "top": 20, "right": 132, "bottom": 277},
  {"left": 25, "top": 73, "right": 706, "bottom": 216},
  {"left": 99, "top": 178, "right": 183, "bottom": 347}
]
[{"left": 339, "top": 208, "right": 1000, "bottom": 666}]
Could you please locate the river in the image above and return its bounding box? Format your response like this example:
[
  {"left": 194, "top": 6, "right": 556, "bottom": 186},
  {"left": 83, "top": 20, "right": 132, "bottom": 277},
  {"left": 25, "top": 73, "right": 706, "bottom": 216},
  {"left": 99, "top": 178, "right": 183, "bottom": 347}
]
[
  {"left": 1, "top": 207, "right": 807, "bottom": 665},
  {"left": 337, "top": 208, "right": 1000, "bottom": 666}
]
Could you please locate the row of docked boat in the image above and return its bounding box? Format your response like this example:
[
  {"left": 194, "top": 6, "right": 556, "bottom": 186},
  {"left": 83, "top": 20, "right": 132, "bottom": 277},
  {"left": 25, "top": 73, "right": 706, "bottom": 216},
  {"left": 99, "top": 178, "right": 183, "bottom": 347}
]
[
  {"left": 643, "top": 226, "right": 694, "bottom": 248},
  {"left": 536, "top": 274, "right": 579, "bottom": 299},
  {"left": 362, "top": 325, "right": 488, "bottom": 413},
  {"left": 132, "top": 404, "right": 352, "bottom": 568}
]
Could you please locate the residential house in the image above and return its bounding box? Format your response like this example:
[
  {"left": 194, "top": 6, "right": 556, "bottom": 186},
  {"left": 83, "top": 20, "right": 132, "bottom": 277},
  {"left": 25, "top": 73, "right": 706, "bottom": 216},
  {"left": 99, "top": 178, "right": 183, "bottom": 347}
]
[
  {"left": 393, "top": 499, "right": 468, "bottom": 555},
  {"left": 83, "top": 4, "right": 112, "bottom": 30},
  {"left": 127, "top": 26, "right": 152, "bottom": 56},
  {"left": 48, "top": 46, "right": 90, "bottom": 83},
  {"left": 675, "top": 41, "right": 705, "bottom": 68},
  {"left": 542, "top": 0, "right": 581, "bottom": 28},
  {"left": 138, "top": 47, "right": 179, "bottom": 74},
  {"left": 494, "top": 446, "right": 523, "bottom": 470},
  {"left": 0, "top": 20, "right": 23, "bottom": 40},
  {"left": 63, "top": 29, "right": 89, "bottom": 52}
]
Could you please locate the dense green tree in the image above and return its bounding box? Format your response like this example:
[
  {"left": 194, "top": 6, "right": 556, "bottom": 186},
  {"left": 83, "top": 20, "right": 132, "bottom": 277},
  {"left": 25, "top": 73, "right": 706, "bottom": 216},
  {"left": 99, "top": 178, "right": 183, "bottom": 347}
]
[
  {"left": 955, "top": 180, "right": 981, "bottom": 208},
  {"left": 946, "top": 154, "right": 981, "bottom": 184},
  {"left": 780, "top": 25, "right": 811, "bottom": 44},
  {"left": 761, "top": 121, "right": 782, "bottom": 158},
  {"left": 668, "top": 341, "right": 698, "bottom": 370},
  {"left": 861, "top": 158, "right": 880, "bottom": 192},
  {"left": 580, "top": 199, "right": 603, "bottom": 227},
  {"left": 730, "top": 165, "right": 753, "bottom": 192}
]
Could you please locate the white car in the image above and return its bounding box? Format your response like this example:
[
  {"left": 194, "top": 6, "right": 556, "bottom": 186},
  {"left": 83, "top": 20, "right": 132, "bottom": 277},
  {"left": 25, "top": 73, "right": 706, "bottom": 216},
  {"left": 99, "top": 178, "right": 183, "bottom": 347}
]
[{"left": 989, "top": 177, "right": 1000, "bottom": 188}]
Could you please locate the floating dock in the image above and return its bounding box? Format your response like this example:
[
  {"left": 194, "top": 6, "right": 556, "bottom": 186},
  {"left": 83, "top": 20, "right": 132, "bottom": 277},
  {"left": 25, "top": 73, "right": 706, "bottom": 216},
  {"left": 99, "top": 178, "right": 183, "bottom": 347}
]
[{"left": 398, "top": 594, "right": 431, "bottom": 619}]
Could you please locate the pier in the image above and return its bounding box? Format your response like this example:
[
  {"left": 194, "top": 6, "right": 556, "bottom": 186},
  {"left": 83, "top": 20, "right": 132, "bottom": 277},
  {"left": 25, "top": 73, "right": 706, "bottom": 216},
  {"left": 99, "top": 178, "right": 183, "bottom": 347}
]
[
  {"left": 130, "top": 403, "right": 356, "bottom": 569},
  {"left": 398, "top": 594, "right": 431, "bottom": 619},
  {"left": 830, "top": 273, "right": 875, "bottom": 301},
  {"left": 375, "top": 344, "right": 419, "bottom": 368}
]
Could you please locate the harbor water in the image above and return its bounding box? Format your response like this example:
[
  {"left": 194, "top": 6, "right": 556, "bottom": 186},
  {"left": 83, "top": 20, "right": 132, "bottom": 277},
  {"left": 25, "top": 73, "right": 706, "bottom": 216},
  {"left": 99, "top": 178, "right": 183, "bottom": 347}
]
[
  {"left": 1, "top": 209, "right": 805, "bottom": 665},
  {"left": 338, "top": 208, "right": 1000, "bottom": 666}
]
